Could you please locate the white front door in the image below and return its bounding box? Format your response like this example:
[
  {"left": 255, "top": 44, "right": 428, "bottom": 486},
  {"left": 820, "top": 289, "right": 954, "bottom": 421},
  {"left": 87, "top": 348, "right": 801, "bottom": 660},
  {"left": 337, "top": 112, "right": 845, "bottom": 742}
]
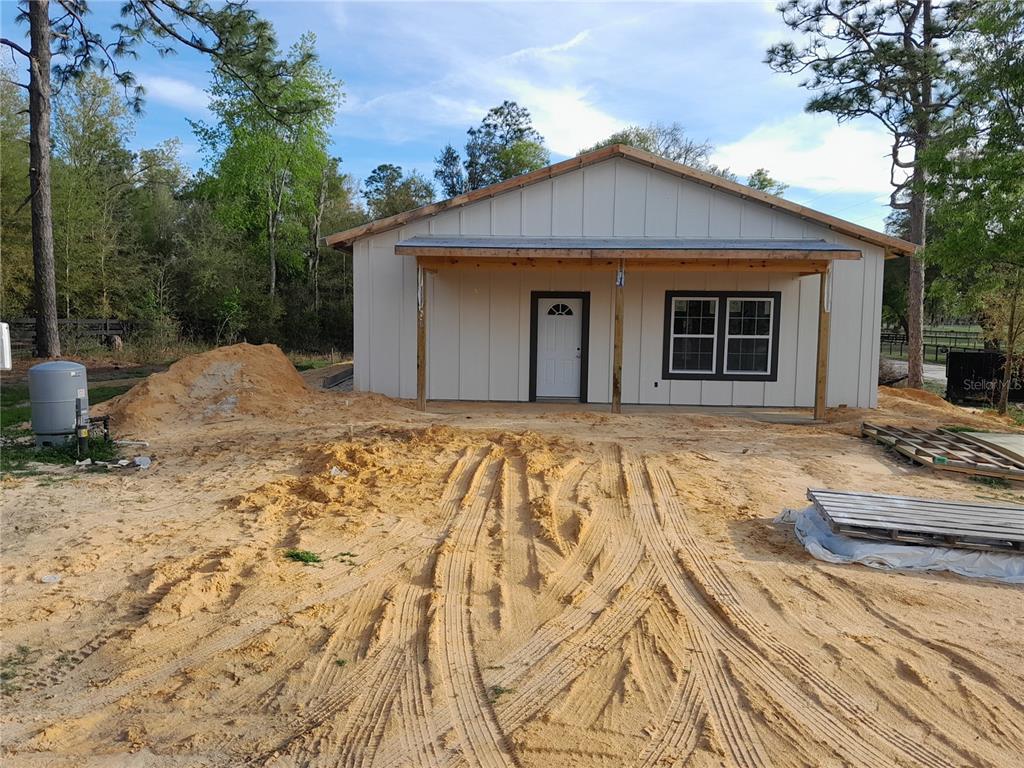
[{"left": 536, "top": 297, "right": 583, "bottom": 398}]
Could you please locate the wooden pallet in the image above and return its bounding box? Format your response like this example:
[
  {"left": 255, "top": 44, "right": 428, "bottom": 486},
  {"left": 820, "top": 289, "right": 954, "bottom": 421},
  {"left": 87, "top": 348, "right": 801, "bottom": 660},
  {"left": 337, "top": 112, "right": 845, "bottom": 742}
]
[
  {"left": 807, "top": 488, "right": 1024, "bottom": 552},
  {"left": 861, "top": 422, "right": 1024, "bottom": 481}
]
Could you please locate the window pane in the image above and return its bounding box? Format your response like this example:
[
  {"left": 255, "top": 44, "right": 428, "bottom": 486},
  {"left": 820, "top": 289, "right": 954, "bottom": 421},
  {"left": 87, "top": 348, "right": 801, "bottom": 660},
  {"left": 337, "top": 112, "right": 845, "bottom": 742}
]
[
  {"left": 726, "top": 338, "right": 769, "bottom": 373},
  {"left": 673, "top": 298, "right": 716, "bottom": 336},
  {"left": 672, "top": 337, "right": 715, "bottom": 372},
  {"left": 727, "top": 299, "right": 771, "bottom": 336}
]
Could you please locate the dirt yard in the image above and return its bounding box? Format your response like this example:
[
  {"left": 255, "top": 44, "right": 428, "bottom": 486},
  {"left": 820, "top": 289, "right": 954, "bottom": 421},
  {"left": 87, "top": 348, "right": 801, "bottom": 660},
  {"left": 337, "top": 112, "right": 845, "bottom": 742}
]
[{"left": 2, "top": 344, "right": 1022, "bottom": 767}]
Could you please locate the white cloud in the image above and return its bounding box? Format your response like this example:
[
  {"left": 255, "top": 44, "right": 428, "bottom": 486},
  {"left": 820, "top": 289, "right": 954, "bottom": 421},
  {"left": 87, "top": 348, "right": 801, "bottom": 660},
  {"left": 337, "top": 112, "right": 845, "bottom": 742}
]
[
  {"left": 335, "top": 24, "right": 625, "bottom": 154},
  {"left": 712, "top": 113, "right": 900, "bottom": 195},
  {"left": 141, "top": 75, "right": 208, "bottom": 112},
  {"left": 497, "top": 80, "right": 624, "bottom": 156}
]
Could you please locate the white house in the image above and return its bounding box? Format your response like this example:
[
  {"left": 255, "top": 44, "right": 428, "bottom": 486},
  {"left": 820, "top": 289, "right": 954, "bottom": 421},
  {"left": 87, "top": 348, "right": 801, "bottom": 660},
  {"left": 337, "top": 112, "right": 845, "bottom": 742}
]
[{"left": 326, "top": 145, "right": 916, "bottom": 418}]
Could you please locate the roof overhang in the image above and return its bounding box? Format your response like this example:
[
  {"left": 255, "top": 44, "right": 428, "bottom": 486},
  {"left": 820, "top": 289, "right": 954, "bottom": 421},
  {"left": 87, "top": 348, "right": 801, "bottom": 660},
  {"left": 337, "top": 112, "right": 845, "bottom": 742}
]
[
  {"left": 400, "top": 237, "right": 859, "bottom": 276},
  {"left": 325, "top": 144, "right": 917, "bottom": 258},
  {"left": 396, "top": 236, "right": 860, "bottom": 260}
]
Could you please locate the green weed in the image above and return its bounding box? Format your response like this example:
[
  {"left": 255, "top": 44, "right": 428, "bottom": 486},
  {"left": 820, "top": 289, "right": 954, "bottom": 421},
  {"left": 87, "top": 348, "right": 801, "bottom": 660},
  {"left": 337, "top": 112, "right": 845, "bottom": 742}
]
[
  {"left": 971, "top": 476, "right": 1011, "bottom": 489},
  {"left": 1, "top": 645, "right": 38, "bottom": 696},
  {"left": 284, "top": 549, "right": 322, "bottom": 564},
  {"left": 488, "top": 685, "right": 513, "bottom": 702},
  {"left": 333, "top": 551, "right": 358, "bottom": 566}
]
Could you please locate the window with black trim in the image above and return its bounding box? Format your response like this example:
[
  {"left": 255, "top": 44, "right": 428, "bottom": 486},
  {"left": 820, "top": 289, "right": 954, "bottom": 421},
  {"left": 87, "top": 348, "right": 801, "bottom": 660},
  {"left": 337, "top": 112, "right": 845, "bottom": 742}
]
[
  {"left": 662, "top": 291, "right": 781, "bottom": 381},
  {"left": 667, "top": 297, "right": 717, "bottom": 373},
  {"left": 724, "top": 298, "right": 773, "bottom": 374}
]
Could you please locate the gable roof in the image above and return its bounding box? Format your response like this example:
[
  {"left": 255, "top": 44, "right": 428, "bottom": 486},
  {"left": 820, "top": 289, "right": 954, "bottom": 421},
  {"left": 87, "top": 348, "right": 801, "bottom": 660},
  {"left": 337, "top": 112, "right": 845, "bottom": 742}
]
[{"left": 325, "top": 144, "right": 917, "bottom": 256}]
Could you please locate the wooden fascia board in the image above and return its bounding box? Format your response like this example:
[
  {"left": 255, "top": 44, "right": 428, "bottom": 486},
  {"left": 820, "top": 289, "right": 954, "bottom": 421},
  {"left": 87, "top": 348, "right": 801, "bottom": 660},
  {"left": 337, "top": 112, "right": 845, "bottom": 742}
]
[
  {"left": 416, "top": 255, "right": 829, "bottom": 274},
  {"left": 399, "top": 245, "right": 859, "bottom": 260}
]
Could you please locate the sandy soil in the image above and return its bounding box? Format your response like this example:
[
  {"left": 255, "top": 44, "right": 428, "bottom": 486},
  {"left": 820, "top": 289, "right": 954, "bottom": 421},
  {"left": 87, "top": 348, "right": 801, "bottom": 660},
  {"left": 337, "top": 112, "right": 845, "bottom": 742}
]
[{"left": 2, "top": 344, "right": 1022, "bottom": 767}]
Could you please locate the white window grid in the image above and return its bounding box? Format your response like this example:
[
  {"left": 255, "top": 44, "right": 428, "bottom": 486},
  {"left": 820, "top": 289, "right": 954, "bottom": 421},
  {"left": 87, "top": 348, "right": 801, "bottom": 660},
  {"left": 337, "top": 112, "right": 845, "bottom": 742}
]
[
  {"left": 669, "top": 296, "right": 718, "bottom": 374},
  {"left": 723, "top": 297, "right": 774, "bottom": 375}
]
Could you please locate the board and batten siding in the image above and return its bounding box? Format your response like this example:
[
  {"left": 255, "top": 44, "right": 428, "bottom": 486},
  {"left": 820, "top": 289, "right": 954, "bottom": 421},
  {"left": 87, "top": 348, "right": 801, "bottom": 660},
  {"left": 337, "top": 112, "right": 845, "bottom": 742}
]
[{"left": 352, "top": 157, "right": 884, "bottom": 408}]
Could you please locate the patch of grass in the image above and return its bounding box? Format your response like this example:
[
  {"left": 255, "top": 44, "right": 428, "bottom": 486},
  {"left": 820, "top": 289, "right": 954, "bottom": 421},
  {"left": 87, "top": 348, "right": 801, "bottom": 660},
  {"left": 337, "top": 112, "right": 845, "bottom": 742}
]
[
  {"left": 488, "top": 685, "right": 513, "bottom": 702},
  {"left": 1004, "top": 405, "right": 1024, "bottom": 427},
  {"left": 284, "top": 548, "right": 322, "bottom": 564},
  {"left": 334, "top": 658, "right": 347, "bottom": 667},
  {"left": 293, "top": 359, "right": 333, "bottom": 371},
  {"left": 88, "top": 384, "right": 131, "bottom": 404},
  {"left": 1, "top": 436, "right": 120, "bottom": 474},
  {"left": 1, "top": 645, "right": 38, "bottom": 696},
  {"left": 920, "top": 380, "right": 947, "bottom": 399},
  {"left": 971, "top": 476, "right": 1011, "bottom": 489},
  {"left": 1, "top": 384, "right": 31, "bottom": 431}
]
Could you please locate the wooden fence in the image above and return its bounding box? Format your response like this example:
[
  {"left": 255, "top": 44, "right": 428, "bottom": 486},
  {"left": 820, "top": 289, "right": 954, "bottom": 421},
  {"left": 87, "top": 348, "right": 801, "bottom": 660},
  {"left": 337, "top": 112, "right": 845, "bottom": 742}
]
[
  {"left": 7, "top": 318, "right": 127, "bottom": 351},
  {"left": 879, "top": 328, "right": 989, "bottom": 365}
]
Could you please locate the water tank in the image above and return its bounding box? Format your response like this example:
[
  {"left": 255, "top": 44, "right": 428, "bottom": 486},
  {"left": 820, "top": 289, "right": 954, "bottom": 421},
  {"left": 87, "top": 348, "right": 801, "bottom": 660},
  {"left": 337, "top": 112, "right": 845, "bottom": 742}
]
[{"left": 28, "top": 361, "right": 89, "bottom": 447}]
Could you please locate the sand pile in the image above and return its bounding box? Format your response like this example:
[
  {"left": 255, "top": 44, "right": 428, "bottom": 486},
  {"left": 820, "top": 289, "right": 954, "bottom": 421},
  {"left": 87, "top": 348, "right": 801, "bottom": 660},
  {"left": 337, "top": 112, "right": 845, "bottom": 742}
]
[
  {"left": 877, "top": 384, "right": 1020, "bottom": 429},
  {"left": 100, "top": 343, "right": 309, "bottom": 434}
]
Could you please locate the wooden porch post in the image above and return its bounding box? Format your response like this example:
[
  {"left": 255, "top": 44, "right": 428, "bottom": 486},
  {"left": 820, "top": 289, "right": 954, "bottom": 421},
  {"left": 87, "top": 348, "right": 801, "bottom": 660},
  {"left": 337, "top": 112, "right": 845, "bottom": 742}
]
[
  {"left": 416, "top": 263, "right": 427, "bottom": 412},
  {"left": 611, "top": 259, "right": 624, "bottom": 414},
  {"left": 813, "top": 265, "right": 831, "bottom": 421}
]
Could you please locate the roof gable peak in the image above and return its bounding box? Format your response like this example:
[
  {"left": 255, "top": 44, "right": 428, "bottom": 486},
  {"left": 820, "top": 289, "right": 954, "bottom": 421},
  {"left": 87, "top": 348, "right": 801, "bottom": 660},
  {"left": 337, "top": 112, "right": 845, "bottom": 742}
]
[{"left": 325, "top": 144, "right": 915, "bottom": 256}]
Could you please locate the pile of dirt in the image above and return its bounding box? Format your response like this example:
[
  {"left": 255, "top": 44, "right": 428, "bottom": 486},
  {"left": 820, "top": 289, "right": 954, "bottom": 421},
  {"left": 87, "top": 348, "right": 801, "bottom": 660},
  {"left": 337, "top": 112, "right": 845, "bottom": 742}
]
[
  {"left": 879, "top": 385, "right": 957, "bottom": 410},
  {"left": 99, "top": 343, "right": 309, "bottom": 434},
  {"left": 876, "top": 385, "right": 1019, "bottom": 429}
]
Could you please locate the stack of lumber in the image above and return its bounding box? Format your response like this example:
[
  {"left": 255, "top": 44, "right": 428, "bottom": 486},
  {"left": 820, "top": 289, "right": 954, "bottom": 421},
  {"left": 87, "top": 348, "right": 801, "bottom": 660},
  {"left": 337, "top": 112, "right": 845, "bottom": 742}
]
[{"left": 862, "top": 423, "right": 1024, "bottom": 481}]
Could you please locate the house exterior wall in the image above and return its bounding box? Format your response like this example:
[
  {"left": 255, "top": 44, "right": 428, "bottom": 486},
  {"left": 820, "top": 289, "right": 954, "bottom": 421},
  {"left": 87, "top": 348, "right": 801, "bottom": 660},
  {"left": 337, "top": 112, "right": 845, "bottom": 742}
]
[{"left": 352, "top": 157, "right": 884, "bottom": 408}]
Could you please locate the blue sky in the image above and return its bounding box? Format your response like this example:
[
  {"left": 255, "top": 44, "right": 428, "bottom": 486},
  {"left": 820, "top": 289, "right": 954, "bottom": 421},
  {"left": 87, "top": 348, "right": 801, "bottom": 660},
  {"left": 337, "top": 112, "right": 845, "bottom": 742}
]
[{"left": 1, "top": 0, "right": 896, "bottom": 230}]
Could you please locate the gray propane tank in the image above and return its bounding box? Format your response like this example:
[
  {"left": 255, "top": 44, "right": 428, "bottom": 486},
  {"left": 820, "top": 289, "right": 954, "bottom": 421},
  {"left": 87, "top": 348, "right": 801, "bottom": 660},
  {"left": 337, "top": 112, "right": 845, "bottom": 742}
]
[{"left": 28, "top": 361, "right": 89, "bottom": 447}]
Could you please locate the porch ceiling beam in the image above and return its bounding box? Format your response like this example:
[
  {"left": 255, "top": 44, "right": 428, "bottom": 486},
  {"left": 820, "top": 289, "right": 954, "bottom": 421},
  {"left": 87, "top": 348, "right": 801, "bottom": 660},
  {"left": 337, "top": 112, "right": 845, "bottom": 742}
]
[
  {"left": 415, "top": 256, "right": 830, "bottom": 274},
  {"left": 398, "top": 245, "right": 859, "bottom": 260}
]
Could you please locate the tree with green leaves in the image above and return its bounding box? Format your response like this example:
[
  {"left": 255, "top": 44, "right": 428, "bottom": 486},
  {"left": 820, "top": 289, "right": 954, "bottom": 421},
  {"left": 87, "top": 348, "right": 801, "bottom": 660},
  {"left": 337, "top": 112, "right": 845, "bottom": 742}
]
[
  {"left": 766, "top": 0, "right": 972, "bottom": 390},
  {"left": 363, "top": 164, "right": 435, "bottom": 219},
  {"left": 464, "top": 101, "right": 549, "bottom": 189},
  {"left": 581, "top": 121, "right": 737, "bottom": 179},
  {"left": 52, "top": 72, "right": 135, "bottom": 320},
  {"left": 434, "top": 143, "right": 466, "bottom": 198},
  {"left": 192, "top": 33, "right": 341, "bottom": 298},
  {"left": 924, "top": 0, "right": 1023, "bottom": 413},
  {"left": 1, "top": 0, "right": 316, "bottom": 357},
  {"left": 0, "top": 67, "right": 34, "bottom": 319},
  {"left": 746, "top": 168, "right": 788, "bottom": 196}
]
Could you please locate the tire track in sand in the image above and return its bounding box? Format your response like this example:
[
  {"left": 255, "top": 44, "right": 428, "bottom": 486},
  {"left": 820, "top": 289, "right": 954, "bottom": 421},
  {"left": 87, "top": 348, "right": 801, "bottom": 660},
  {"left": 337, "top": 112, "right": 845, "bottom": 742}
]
[
  {"left": 294, "top": 586, "right": 423, "bottom": 767},
  {"left": 631, "top": 595, "right": 707, "bottom": 768},
  {"left": 431, "top": 452, "right": 519, "bottom": 768},
  {"left": 249, "top": 450, "right": 490, "bottom": 767},
  {"left": 633, "top": 654, "right": 706, "bottom": 768},
  {"left": 371, "top": 451, "right": 644, "bottom": 768},
  {"left": 621, "top": 449, "right": 769, "bottom": 768},
  {"left": 629, "top": 453, "right": 961, "bottom": 768}
]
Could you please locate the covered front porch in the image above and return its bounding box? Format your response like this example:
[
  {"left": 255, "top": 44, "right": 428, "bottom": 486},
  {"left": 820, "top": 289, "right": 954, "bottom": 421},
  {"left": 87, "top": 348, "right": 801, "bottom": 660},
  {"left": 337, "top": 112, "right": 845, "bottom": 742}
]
[{"left": 400, "top": 236, "right": 861, "bottom": 420}]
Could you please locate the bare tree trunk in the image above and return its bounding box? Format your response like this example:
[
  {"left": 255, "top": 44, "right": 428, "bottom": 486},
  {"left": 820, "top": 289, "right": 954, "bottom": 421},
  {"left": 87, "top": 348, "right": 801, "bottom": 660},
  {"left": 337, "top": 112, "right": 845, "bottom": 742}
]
[
  {"left": 906, "top": 170, "right": 927, "bottom": 389},
  {"left": 267, "top": 171, "right": 286, "bottom": 298},
  {"left": 309, "top": 167, "right": 328, "bottom": 313},
  {"left": 999, "top": 270, "right": 1022, "bottom": 415},
  {"left": 28, "top": 0, "right": 60, "bottom": 357},
  {"left": 905, "top": 0, "right": 938, "bottom": 389}
]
